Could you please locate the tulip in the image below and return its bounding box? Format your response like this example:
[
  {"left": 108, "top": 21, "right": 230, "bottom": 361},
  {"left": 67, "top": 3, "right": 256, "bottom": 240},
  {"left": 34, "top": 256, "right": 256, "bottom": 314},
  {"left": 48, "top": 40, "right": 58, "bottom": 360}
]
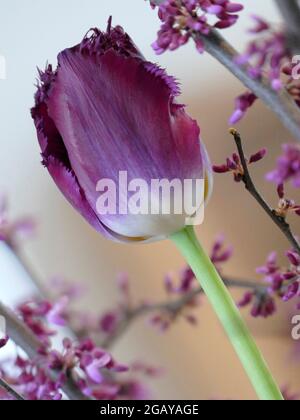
[
  {"left": 31, "top": 19, "right": 283, "bottom": 401},
  {"left": 32, "top": 20, "right": 211, "bottom": 243}
]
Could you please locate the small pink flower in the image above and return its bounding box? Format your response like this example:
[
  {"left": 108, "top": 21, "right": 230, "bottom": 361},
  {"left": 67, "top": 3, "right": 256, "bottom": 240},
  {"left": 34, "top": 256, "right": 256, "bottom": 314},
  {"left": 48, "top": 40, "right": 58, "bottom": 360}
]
[
  {"left": 213, "top": 147, "right": 266, "bottom": 182},
  {"left": 151, "top": 0, "right": 243, "bottom": 55},
  {"left": 266, "top": 144, "right": 300, "bottom": 188},
  {"left": 46, "top": 296, "right": 69, "bottom": 327},
  {"left": 83, "top": 352, "right": 112, "bottom": 384},
  {"left": 229, "top": 92, "right": 257, "bottom": 125}
]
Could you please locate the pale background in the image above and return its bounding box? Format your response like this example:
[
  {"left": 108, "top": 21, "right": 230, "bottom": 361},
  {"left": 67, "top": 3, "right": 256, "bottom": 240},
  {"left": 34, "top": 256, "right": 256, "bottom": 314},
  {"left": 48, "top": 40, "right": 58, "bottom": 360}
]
[{"left": 0, "top": 0, "right": 299, "bottom": 399}]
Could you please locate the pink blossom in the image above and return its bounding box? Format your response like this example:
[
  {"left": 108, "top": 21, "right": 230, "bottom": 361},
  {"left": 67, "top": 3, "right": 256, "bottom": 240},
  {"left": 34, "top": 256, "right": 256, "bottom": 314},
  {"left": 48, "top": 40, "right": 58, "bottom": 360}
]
[
  {"left": 46, "top": 296, "right": 69, "bottom": 326},
  {"left": 210, "top": 234, "right": 234, "bottom": 270},
  {"left": 213, "top": 147, "right": 266, "bottom": 182},
  {"left": 229, "top": 92, "right": 257, "bottom": 125},
  {"left": 230, "top": 15, "right": 299, "bottom": 123},
  {"left": 0, "top": 195, "right": 36, "bottom": 245},
  {"left": 266, "top": 144, "right": 300, "bottom": 188},
  {"left": 151, "top": 0, "right": 244, "bottom": 55}
]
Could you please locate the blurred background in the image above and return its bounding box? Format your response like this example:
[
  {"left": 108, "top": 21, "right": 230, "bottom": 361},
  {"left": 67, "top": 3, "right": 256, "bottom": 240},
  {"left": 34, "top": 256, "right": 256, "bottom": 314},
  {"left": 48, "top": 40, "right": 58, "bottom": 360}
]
[{"left": 0, "top": 0, "right": 299, "bottom": 400}]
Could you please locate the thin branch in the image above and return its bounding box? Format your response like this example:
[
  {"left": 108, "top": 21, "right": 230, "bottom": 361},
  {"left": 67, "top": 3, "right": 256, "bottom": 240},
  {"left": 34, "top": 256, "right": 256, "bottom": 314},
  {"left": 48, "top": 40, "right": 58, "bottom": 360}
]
[
  {"left": 149, "top": 0, "right": 300, "bottom": 141},
  {"left": 275, "top": 0, "right": 300, "bottom": 54},
  {"left": 195, "top": 30, "right": 300, "bottom": 141},
  {"left": 5, "top": 241, "right": 49, "bottom": 297},
  {"left": 229, "top": 128, "right": 300, "bottom": 254},
  {"left": 101, "top": 276, "right": 264, "bottom": 349},
  {"left": 0, "top": 302, "right": 88, "bottom": 400},
  {"left": 0, "top": 377, "right": 25, "bottom": 401}
]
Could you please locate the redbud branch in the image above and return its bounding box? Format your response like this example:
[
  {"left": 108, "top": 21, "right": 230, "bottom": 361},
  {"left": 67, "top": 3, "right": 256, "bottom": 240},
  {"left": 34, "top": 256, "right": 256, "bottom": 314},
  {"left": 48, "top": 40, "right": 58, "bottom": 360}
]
[
  {"left": 4, "top": 241, "right": 85, "bottom": 347},
  {"left": 4, "top": 241, "right": 49, "bottom": 297},
  {"left": 101, "top": 276, "right": 264, "bottom": 349},
  {"left": 0, "top": 302, "right": 88, "bottom": 401},
  {"left": 275, "top": 0, "right": 300, "bottom": 54},
  {"left": 149, "top": 0, "right": 300, "bottom": 141},
  {"left": 0, "top": 377, "right": 25, "bottom": 401},
  {"left": 229, "top": 128, "right": 300, "bottom": 254},
  {"left": 194, "top": 30, "right": 300, "bottom": 142}
]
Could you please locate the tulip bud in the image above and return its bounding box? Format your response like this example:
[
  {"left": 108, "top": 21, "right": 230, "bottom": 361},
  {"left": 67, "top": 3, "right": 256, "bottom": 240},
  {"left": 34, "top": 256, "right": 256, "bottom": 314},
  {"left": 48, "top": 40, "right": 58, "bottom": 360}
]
[{"left": 32, "top": 20, "right": 212, "bottom": 243}]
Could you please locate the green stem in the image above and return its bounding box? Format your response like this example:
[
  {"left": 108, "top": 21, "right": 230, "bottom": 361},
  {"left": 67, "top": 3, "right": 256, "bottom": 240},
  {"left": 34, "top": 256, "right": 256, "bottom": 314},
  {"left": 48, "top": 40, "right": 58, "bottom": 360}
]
[{"left": 170, "top": 226, "right": 284, "bottom": 401}]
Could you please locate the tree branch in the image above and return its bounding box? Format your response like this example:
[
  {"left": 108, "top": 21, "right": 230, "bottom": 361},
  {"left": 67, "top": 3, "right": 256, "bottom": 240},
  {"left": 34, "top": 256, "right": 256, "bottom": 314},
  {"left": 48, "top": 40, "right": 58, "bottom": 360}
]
[
  {"left": 195, "top": 30, "right": 300, "bottom": 141},
  {"left": 275, "top": 0, "right": 300, "bottom": 54},
  {"left": 101, "top": 276, "right": 264, "bottom": 349},
  {"left": 4, "top": 241, "right": 49, "bottom": 297},
  {"left": 0, "top": 302, "right": 88, "bottom": 400},
  {"left": 149, "top": 0, "right": 300, "bottom": 141},
  {"left": 0, "top": 377, "right": 25, "bottom": 401},
  {"left": 229, "top": 128, "right": 300, "bottom": 254}
]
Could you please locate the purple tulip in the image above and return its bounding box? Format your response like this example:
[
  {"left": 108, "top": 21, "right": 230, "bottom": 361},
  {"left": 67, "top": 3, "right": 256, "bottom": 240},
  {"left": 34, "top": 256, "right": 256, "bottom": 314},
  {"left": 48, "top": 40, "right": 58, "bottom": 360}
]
[{"left": 32, "top": 20, "right": 211, "bottom": 243}]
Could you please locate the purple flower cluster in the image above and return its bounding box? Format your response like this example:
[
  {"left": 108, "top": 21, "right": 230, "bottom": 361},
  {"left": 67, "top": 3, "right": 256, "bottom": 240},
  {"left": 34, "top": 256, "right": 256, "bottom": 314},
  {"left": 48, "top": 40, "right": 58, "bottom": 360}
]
[
  {"left": 213, "top": 147, "right": 266, "bottom": 181},
  {"left": 229, "top": 92, "right": 257, "bottom": 125},
  {"left": 54, "top": 237, "right": 233, "bottom": 339},
  {"left": 281, "top": 251, "right": 300, "bottom": 306},
  {"left": 230, "top": 15, "right": 300, "bottom": 124},
  {"left": 18, "top": 300, "right": 57, "bottom": 346},
  {"left": 213, "top": 141, "right": 300, "bottom": 220},
  {"left": 151, "top": 0, "right": 244, "bottom": 54},
  {"left": 150, "top": 235, "right": 233, "bottom": 330},
  {"left": 239, "top": 250, "right": 300, "bottom": 318},
  {"left": 210, "top": 234, "right": 234, "bottom": 271},
  {"left": 0, "top": 195, "right": 35, "bottom": 246},
  {"left": 266, "top": 144, "right": 300, "bottom": 189},
  {"left": 274, "top": 183, "right": 300, "bottom": 219},
  {"left": 150, "top": 266, "right": 201, "bottom": 331},
  {"left": 238, "top": 252, "right": 278, "bottom": 318},
  {"left": 63, "top": 274, "right": 131, "bottom": 340},
  {"left": 213, "top": 141, "right": 300, "bottom": 317},
  {"left": 236, "top": 16, "right": 288, "bottom": 91},
  {"left": 0, "top": 336, "right": 131, "bottom": 400},
  {"left": 98, "top": 273, "right": 131, "bottom": 336},
  {"left": 238, "top": 290, "right": 276, "bottom": 318},
  {"left": 0, "top": 285, "right": 160, "bottom": 400}
]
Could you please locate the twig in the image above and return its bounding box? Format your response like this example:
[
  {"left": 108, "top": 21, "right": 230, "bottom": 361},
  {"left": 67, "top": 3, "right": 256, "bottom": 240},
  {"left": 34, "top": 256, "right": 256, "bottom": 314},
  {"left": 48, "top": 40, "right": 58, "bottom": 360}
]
[
  {"left": 0, "top": 377, "right": 25, "bottom": 401},
  {"left": 229, "top": 128, "right": 300, "bottom": 254},
  {"left": 149, "top": 0, "right": 300, "bottom": 141},
  {"left": 275, "top": 0, "right": 300, "bottom": 54},
  {"left": 101, "top": 276, "right": 264, "bottom": 349},
  {"left": 195, "top": 30, "right": 300, "bottom": 141},
  {"left": 4, "top": 241, "right": 48, "bottom": 297},
  {"left": 0, "top": 302, "right": 88, "bottom": 400}
]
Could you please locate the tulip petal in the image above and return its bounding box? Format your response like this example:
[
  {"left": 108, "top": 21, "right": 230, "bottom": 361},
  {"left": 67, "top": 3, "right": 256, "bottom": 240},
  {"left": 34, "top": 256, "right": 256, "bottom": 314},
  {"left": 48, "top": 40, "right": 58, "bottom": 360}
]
[
  {"left": 45, "top": 36, "right": 203, "bottom": 238},
  {"left": 32, "top": 78, "right": 122, "bottom": 241},
  {"left": 32, "top": 25, "right": 210, "bottom": 242},
  {"left": 46, "top": 158, "right": 110, "bottom": 234}
]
